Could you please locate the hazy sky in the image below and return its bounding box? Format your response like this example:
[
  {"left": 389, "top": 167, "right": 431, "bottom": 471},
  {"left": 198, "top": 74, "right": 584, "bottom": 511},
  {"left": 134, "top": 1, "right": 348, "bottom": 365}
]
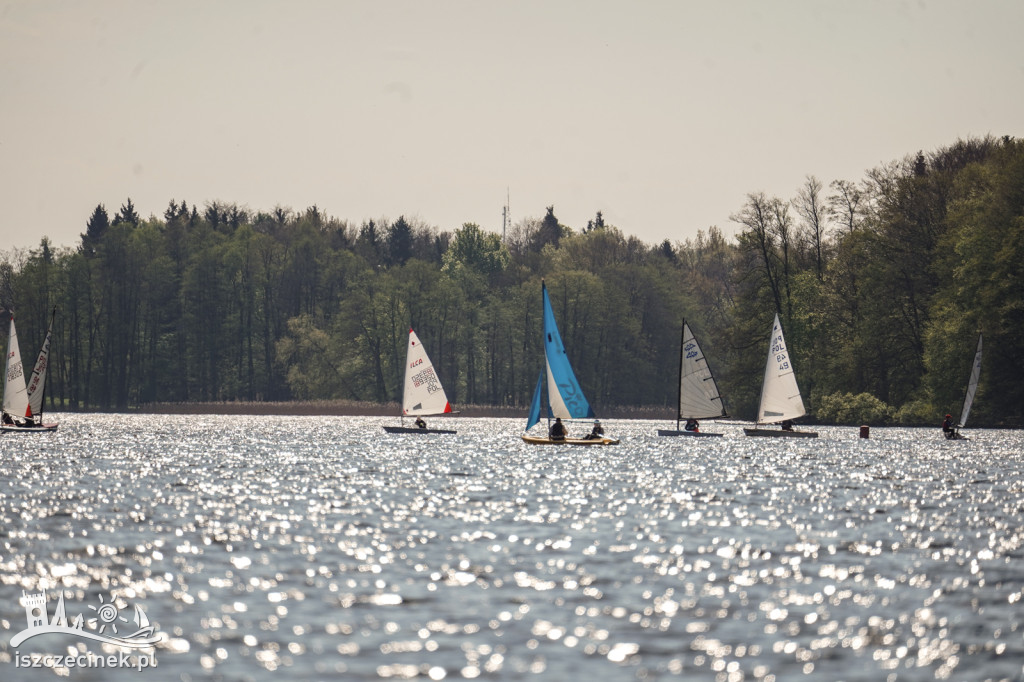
[{"left": 2, "top": 0, "right": 1022, "bottom": 254}]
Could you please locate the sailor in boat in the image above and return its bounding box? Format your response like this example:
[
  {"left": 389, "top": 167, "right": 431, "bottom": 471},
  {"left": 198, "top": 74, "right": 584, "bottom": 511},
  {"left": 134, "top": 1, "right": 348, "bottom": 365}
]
[
  {"left": 415, "top": 416, "right": 427, "bottom": 429},
  {"left": 3, "top": 413, "right": 34, "bottom": 428},
  {"left": 941, "top": 413, "right": 956, "bottom": 439},
  {"left": 549, "top": 418, "right": 567, "bottom": 441},
  {"left": 684, "top": 419, "right": 699, "bottom": 433},
  {"left": 781, "top": 419, "right": 794, "bottom": 432},
  {"left": 584, "top": 420, "right": 605, "bottom": 439}
]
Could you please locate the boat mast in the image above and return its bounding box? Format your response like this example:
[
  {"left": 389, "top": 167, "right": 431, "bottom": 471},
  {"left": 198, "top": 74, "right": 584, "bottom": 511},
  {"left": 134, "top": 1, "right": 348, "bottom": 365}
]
[{"left": 675, "top": 320, "right": 686, "bottom": 431}]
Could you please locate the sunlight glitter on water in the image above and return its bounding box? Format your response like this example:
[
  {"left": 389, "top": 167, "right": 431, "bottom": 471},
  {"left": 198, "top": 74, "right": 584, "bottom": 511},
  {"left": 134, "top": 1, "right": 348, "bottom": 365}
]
[{"left": 0, "top": 414, "right": 1022, "bottom": 680}]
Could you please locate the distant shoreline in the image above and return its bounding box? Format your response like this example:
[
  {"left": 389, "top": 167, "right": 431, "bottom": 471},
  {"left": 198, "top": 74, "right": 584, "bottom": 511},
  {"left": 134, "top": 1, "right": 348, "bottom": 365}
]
[{"left": 131, "top": 401, "right": 676, "bottom": 420}]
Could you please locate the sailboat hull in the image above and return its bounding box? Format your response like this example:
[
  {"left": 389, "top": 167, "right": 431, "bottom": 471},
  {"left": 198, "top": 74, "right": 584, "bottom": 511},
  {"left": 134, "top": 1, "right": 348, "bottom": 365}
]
[
  {"left": 1, "top": 422, "right": 58, "bottom": 433},
  {"left": 522, "top": 434, "right": 619, "bottom": 446},
  {"left": 383, "top": 426, "right": 456, "bottom": 435},
  {"left": 657, "top": 429, "right": 723, "bottom": 437},
  {"left": 743, "top": 427, "right": 817, "bottom": 438}
]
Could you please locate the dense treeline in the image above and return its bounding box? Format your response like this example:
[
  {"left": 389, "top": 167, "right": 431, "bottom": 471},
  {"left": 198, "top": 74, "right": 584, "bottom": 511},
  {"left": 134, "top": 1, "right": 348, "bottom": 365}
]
[{"left": 3, "top": 135, "right": 1022, "bottom": 426}]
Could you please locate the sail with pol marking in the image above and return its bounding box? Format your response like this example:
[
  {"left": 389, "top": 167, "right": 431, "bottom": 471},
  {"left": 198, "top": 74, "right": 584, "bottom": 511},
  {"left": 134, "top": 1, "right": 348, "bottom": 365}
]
[
  {"left": 756, "top": 313, "right": 806, "bottom": 424},
  {"left": 382, "top": 328, "right": 456, "bottom": 434},
  {"left": 744, "top": 313, "right": 816, "bottom": 438},
  {"left": 401, "top": 328, "right": 452, "bottom": 417}
]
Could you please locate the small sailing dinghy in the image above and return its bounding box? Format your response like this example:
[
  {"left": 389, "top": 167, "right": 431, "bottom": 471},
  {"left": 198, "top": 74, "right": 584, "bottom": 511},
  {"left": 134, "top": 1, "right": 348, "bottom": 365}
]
[
  {"left": 522, "top": 281, "right": 618, "bottom": 446},
  {"left": 383, "top": 328, "right": 457, "bottom": 434},
  {"left": 945, "top": 333, "right": 982, "bottom": 441},
  {"left": 2, "top": 308, "right": 59, "bottom": 433},
  {"left": 658, "top": 320, "right": 727, "bottom": 437},
  {"left": 743, "top": 313, "right": 817, "bottom": 438}
]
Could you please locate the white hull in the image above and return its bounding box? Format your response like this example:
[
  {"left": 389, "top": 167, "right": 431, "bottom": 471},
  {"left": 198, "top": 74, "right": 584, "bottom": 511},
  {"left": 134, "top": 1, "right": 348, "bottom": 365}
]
[{"left": 1, "top": 422, "right": 58, "bottom": 433}]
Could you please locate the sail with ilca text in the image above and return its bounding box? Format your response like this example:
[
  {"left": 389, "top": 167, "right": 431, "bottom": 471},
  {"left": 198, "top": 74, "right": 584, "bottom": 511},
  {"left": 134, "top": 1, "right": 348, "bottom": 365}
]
[{"left": 401, "top": 329, "right": 452, "bottom": 416}]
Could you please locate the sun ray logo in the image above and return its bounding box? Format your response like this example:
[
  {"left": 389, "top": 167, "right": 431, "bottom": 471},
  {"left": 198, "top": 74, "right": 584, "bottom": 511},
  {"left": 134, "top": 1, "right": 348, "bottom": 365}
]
[{"left": 10, "top": 589, "right": 162, "bottom": 649}]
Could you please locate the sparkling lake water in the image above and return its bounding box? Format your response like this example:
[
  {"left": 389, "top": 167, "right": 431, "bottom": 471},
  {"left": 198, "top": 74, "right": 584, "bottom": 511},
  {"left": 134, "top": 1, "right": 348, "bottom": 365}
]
[{"left": 0, "top": 415, "right": 1022, "bottom": 681}]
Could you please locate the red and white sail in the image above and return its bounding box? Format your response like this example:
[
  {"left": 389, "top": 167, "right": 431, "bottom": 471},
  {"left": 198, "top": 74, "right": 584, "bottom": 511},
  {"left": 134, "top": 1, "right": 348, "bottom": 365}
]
[
  {"left": 26, "top": 308, "right": 55, "bottom": 418},
  {"left": 401, "top": 329, "right": 452, "bottom": 416}
]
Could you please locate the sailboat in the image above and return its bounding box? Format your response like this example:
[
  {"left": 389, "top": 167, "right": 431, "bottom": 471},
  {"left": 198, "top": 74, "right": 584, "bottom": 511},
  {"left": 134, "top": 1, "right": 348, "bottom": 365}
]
[
  {"left": 743, "top": 313, "right": 817, "bottom": 438},
  {"left": 658, "top": 320, "right": 727, "bottom": 437},
  {"left": 946, "top": 333, "right": 982, "bottom": 441},
  {"left": 382, "top": 328, "right": 457, "bottom": 434},
  {"left": 522, "top": 281, "right": 618, "bottom": 445},
  {"left": 2, "top": 309, "right": 58, "bottom": 433}
]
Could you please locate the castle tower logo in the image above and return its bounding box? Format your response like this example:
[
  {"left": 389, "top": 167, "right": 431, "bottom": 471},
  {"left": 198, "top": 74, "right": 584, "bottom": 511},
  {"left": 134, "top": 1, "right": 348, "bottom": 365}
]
[{"left": 10, "top": 590, "right": 162, "bottom": 649}]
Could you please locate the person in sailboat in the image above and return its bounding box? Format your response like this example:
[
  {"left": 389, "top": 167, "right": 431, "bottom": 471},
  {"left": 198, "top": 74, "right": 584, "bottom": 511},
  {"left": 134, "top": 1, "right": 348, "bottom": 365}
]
[
  {"left": 415, "top": 416, "right": 427, "bottom": 429},
  {"left": 781, "top": 419, "right": 794, "bottom": 431},
  {"left": 584, "top": 420, "right": 604, "bottom": 439},
  {"left": 684, "top": 419, "right": 699, "bottom": 432},
  {"left": 942, "top": 413, "right": 956, "bottom": 439},
  {"left": 549, "top": 417, "right": 567, "bottom": 441}
]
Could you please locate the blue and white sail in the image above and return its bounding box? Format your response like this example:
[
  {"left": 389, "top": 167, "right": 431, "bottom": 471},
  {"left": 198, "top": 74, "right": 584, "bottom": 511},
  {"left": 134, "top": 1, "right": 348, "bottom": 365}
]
[
  {"left": 542, "top": 281, "right": 594, "bottom": 420},
  {"left": 525, "top": 371, "right": 544, "bottom": 432}
]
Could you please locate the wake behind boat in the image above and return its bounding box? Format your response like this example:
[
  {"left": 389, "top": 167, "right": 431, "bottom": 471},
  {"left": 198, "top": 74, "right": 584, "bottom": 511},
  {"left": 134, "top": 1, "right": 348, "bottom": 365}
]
[
  {"left": 2, "top": 309, "right": 58, "bottom": 434},
  {"left": 743, "top": 314, "right": 817, "bottom": 438},
  {"left": 658, "top": 320, "right": 726, "bottom": 437},
  {"left": 382, "top": 328, "right": 457, "bottom": 435},
  {"left": 522, "top": 281, "right": 618, "bottom": 446}
]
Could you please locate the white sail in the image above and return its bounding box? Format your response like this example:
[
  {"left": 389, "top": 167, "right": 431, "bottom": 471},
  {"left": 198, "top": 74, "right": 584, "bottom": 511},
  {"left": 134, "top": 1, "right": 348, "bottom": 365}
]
[
  {"left": 27, "top": 309, "right": 55, "bottom": 418},
  {"left": 677, "top": 321, "right": 727, "bottom": 420},
  {"left": 957, "top": 334, "right": 982, "bottom": 429},
  {"left": 401, "top": 329, "right": 452, "bottom": 417},
  {"left": 756, "top": 314, "right": 806, "bottom": 424},
  {"left": 3, "top": 316, "right": 31, "bottom": 419}
]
